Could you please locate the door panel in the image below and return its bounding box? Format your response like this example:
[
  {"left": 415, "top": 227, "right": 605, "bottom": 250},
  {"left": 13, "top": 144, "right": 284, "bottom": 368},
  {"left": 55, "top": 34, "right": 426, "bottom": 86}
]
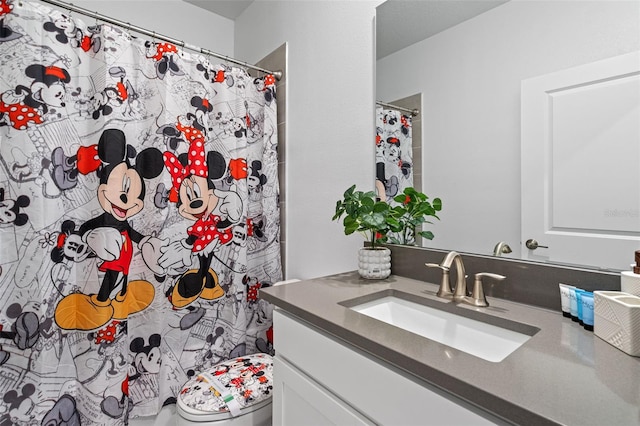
[{"left": 521, "top": 51, "right": 640, "bottom": 270}]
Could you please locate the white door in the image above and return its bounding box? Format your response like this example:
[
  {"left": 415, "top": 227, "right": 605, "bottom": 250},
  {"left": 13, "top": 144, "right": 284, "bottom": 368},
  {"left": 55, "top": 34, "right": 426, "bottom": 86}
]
[{"left": 521, "top": 51, "right": 640, "bottom": 271}]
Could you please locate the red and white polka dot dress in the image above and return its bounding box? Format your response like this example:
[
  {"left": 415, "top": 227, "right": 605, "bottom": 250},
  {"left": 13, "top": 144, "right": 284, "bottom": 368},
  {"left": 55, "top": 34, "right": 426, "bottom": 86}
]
[
  {"left": 0, "top": 96, "right": 43, "bottom": 130},
  {"left": 149, "top": 42, "right": 178, "bottom": 61},
  {"left": 187, "top": 214, "right": 233, "bottom": 252}
]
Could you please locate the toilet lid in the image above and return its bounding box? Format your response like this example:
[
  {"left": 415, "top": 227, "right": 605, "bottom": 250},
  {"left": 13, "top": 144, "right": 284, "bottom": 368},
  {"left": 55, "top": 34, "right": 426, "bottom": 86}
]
[{"left": 178, "top": 353, "right": 273, "bottom": 419}]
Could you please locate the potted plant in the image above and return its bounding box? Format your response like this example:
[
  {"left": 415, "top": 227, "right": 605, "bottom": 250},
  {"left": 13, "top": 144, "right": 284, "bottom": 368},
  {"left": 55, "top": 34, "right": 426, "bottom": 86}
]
[
  {"left": 388, "top": 187, "right": 442, "bottom": 246},
  {"left": 332, "top": 185, "right": 396, "bottom": 279}
]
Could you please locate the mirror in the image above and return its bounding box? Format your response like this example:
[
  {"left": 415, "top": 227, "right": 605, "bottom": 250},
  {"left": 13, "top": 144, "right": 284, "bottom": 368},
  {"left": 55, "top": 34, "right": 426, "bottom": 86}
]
[{"left": 376, "top": 0, "right": 640, "bottom": 271}]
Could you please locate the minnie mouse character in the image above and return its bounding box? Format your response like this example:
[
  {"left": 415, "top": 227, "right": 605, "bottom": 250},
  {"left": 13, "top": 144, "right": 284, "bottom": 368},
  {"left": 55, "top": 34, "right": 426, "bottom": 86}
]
[
  {"left": 158, "top": 138, "right": 243, "bottom": 309},
  {"left": 145, "top": 41, "right": 183, "bottom": 79},
  {"left": 0, "top": 64, "right": 70, "bottom": 130},
  {"left": 155, "top": 96, "right": 213, "bottom": 154},
  {"left": 0, "top": 0, "right": 22, "bottom": 42},
  {"left": 253, "top": 74, "right": 276, "bottom": 104},
  {"left": 54, "top": 129, "right": 164, "bottom": 331}
]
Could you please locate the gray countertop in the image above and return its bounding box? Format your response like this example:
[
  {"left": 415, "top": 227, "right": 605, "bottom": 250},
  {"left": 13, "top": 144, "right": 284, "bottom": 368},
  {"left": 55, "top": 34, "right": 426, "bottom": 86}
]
[{"left": 260, "top": 272, "right": 640, "bottom": 426}]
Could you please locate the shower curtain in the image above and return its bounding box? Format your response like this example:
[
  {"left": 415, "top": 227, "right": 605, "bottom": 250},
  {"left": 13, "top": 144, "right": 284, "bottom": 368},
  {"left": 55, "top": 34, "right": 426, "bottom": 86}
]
[
  {"left": 0, "top": 1, "right": 281, "bottom": 424},
  {"left": 375, "top": 105, "right": 413, "bottom": 204}
]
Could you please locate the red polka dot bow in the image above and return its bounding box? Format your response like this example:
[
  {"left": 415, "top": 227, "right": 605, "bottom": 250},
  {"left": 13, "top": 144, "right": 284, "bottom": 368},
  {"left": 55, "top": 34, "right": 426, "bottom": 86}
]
[{"left": 163, "top": 139, "right": 208, "bottom": 203}]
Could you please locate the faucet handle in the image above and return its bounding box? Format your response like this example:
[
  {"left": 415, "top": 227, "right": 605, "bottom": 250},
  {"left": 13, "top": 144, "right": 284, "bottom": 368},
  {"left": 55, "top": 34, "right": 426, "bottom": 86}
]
[
  {"left": 425, "top": 263, "right": 448, "bottom": 271},
  {"left": 425, "top": 263, "right": 453, "bottom": 298},
  {"left": 471, "top": 273, "right": 506, "bottom": 307}
]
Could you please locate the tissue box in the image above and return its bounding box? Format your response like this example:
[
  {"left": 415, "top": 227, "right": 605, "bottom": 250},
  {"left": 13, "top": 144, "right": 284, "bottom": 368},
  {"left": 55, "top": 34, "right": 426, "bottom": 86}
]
[{"left": 594, "top": 291, "right": 640, "bottom": 357}]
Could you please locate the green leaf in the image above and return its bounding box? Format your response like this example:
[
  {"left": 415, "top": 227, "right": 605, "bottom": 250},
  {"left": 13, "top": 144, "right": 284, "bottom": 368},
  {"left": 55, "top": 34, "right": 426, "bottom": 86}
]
[
  {"left": 433, "top": 198, "right": 442, "bottom": 211},
  {"left": 344, "top": 217, "right": 359, "bottom": 235},
  {"left": 361, "top": 197, "right": 375, "bottom": 209},
  {"left": 418, "top": 230, "right": 435, "bottom": 240},
  {"left": 344, "top": 185, "right": 356, "bottom": 198}
]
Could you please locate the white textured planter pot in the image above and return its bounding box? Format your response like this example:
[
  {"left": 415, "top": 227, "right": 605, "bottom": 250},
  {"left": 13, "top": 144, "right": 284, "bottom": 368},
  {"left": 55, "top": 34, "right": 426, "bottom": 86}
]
[{"left": 358, "top": 247, "right": 391, "bottom": 280}]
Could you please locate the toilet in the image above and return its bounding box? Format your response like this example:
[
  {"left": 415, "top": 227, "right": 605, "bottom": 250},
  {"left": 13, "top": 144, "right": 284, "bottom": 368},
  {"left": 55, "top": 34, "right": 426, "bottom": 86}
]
[
  {"left": 176, "top": 279, "right": 299, "bottom": 425},
  {"left": 176, "top": 352, "right": 274, "bottom": 426}
]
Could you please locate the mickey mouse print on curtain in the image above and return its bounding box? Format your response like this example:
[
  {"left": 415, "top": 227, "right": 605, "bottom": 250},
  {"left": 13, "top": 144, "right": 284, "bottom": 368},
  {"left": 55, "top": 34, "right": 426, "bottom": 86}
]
[
  {"left": 375, "top": 105, "right": 413, "bottom": 204},
  {"left": 0, "top": 1, "right": 281, "bottom": 424}
]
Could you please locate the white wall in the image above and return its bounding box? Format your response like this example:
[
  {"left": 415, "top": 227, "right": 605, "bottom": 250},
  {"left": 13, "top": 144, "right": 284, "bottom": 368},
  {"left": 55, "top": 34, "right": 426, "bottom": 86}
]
[
  {"left": 235, "top": 1, "right": 382, "bottom": 279},
  {"left": 57, "top": 0, "right": 234, "bottom": 56},
  {"left": 376, "top": 0, "right": 640, "bottom": 258}
]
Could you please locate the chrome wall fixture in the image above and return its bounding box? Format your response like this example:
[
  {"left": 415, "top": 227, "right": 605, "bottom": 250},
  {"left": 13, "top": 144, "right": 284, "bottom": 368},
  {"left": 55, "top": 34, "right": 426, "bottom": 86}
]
[{"left": 376, "top": 100, "right": 419, "bottom": 117}]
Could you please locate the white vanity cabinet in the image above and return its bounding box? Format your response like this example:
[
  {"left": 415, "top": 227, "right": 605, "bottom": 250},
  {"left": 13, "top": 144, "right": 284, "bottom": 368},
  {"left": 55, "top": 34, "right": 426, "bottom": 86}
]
[{"left": 272, "top": 309, "right": 504, "bottom": 426}]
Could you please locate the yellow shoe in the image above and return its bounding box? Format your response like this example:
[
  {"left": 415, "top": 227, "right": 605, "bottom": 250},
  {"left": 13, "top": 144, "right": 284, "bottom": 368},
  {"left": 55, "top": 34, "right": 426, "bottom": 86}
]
[
  {"left": 112, "top": 280, "right": 155, "bottom": 319},
  {"left": 55, "top": 293, "right": 114, "bottom": 331},
  {"left": 170, "top": 270, "right": 205, "bottom": 309},
  {"left": 201, "top": 286, "right": 225, "bottom": 300},
  {"left": 200, "top": 269, "right": 225, "bottom": 301}
]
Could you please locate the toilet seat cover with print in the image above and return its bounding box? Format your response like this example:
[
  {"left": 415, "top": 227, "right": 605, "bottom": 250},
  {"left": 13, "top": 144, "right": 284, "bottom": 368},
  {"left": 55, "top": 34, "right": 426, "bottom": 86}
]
[{"left": 179, "top": 353, "right": 274, "bottom": 417}]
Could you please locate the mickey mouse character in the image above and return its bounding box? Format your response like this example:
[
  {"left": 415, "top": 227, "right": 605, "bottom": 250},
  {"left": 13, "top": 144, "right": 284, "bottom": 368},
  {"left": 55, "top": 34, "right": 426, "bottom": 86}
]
[
  {"left": 1, "top": 383, "right": 36, "bottom": 424},
  {"left": 129, "top": 333, "right": 162, "bottom": 381},
  {"left": 158, "top": 140, "right": 242, "bottom": 308},
  {"left": 45, "top": 144, "right": 101, "bottom": 191},
  {"left": 0, "top": 303, "right": 40, "bottom": 366},
  {"left": 90, "top": 66, "right": 137, "bottom": 119},
  {"left": 247, "top": 160, "right": 267, "bottom": 202},
  {"left": 40, "top": 394, "right": 81, "bottom": 426},
  {"left": 50, "top": 219, "right": 93, "bottom": 264},
  {"left": 0, "top": 64, "right": 70, "bottom": 130},
  {"left": 43, "top": 14, "right": 101, "bottom": 53},
  {"left": 54, "top": 129, "right": 164, "bottom": 331},
  {"left": 50, "top": 220, "right": 95, "bottom": 293},
  {"left": 0, "top": 188, "right": 29, "bottom": 227},
  {"left": 101, "top": 334, "right": 162, "bottom": 419},
  {"left": 196, "top": 58, "right": 233, "bottom": 86}
]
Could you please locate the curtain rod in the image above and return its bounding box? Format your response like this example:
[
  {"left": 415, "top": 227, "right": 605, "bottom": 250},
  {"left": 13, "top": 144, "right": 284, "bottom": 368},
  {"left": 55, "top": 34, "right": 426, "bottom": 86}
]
[
  {"left": 37, "top": 0, "right": 283, "bottom": 81},
  {"left": 376, "top": 101, "right": 419, "bottom": 117}
]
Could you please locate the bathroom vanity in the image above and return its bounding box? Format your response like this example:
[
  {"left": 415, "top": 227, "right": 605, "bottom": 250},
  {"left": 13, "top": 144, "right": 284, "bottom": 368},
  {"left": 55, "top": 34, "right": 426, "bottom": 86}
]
[{"left": 261, "top": 271, "right": 640, "bottom": 425}]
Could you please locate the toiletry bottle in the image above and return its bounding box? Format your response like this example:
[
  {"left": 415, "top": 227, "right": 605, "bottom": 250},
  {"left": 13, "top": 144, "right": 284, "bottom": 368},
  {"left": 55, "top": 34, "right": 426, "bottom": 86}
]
[
  {"left": 576, "top": 289, "right": 584, "bottom": 326},
  {"left": 581, "top": 291, "right": 594, "bottom": 331},
  {"left": 558, "top": 283, "right": 575, "bottom": 318},
  {"left": 569, "top": 287, "right": 582, "bottom": 322}
]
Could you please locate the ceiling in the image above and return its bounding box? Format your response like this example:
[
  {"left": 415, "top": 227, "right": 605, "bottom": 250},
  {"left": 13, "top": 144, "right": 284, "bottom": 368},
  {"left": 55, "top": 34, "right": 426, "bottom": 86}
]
[
  {"left": 376, "top": 0, "right": 509, "bottom": 59},
  {"left": 183, "top": 0, "right": 509, "bottom": 58},
  {"left": 183, "top": 0, "right": 254, "bottom": 20}
]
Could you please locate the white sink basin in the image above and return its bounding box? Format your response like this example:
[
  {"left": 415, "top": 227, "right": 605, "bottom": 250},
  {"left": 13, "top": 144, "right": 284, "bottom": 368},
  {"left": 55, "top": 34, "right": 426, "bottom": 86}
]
[{"left": 347, "top": 294, "right": 537, "bottom": 362}]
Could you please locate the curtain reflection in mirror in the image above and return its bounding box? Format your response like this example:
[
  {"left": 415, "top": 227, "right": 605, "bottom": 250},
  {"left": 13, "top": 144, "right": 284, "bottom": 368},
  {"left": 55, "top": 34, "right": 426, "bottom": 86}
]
[{"left": 375, "top": 105, "right": 413, "bottom": 204}]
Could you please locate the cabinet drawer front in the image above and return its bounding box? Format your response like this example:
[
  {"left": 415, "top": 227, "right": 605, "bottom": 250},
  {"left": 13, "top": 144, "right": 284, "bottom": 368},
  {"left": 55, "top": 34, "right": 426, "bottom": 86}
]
[
  {"left": 274, "top": 310, "right": 500, "bottom": 426},
  {"left": 273, "top": 356, "right": 374, "bottom": 425}
]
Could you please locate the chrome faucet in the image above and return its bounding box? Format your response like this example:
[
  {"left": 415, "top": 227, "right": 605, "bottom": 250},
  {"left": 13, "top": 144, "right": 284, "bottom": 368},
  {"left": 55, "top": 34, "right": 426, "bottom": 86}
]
[
  {"left": 425, "top": 251, "right": 466, "bottom": 300},
  {"left": 426, "top": 251, "right": 506, "bottom": 307},
  {"left": 493, "top": 241, "right": 512, "bottom": 256}
]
